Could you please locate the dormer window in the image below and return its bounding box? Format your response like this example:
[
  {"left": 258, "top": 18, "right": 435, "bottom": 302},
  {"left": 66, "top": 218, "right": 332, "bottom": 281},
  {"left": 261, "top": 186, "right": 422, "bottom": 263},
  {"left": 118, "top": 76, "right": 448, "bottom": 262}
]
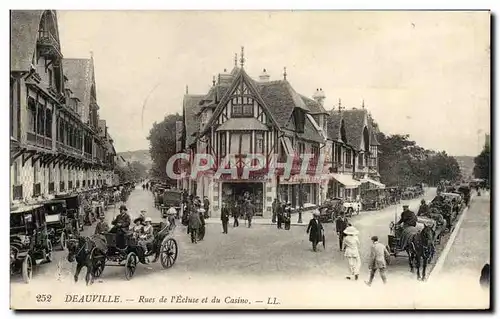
[{"left": 231, "top": 96, "right": 254, "bottom": 117}]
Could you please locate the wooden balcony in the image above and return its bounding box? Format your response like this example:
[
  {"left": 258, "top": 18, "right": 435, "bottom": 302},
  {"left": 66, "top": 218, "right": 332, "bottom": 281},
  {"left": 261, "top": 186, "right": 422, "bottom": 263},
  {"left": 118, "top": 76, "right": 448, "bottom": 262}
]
[
  {"left": 37, "top": 30, "right": 62, "bottom": 59},
  {"left": 32, "top": 183, "right": 41, "bottom": 197},
  {"left": 12, "top": 185, "right": 23, "bottom": 200},
  {"left": 27, "top": 132, "right": 52, "bottom": 150},
  {"left": 57, "top": 141, "right": 82, "bottom": 158},
  {"left": 48, "top": 182, "right": 55, "bottom": 194}
]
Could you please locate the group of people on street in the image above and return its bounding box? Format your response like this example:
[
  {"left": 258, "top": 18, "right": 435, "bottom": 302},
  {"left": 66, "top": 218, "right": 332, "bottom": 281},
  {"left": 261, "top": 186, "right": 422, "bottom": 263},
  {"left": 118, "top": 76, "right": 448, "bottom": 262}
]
[
  {"left": 182, "top": 195, "right": 207, "bottom": 244},
  {"left": 272, "top": 198, "right": 293, "bottom": 230},
  {"left": 305, "top": 208, "right": 392, "bottom": 286},
  {"left": 217, "top": 193, "right": 256, "bottom": 231},
  {"left": 142, "top": 183, "right": 150, "bottom": 191}
]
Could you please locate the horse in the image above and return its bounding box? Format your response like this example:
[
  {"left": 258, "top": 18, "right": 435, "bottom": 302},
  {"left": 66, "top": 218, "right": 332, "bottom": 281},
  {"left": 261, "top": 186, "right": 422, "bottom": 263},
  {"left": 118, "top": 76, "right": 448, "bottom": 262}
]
[
  {"left": 66, "top": 236, "right": 104, "bottom": 285},
  {"left": 405, "top": 225, "right": 435, "bottom": 281}
]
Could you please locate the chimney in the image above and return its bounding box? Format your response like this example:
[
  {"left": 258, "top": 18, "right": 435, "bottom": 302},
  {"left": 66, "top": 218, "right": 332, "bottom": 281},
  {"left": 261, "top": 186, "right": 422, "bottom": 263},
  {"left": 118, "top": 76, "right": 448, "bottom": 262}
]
[
  {"left": 312, "top": 88, "right": 326, "bottom": 106},
  {"left": 259, "top": 68, "right": 270, "bottom": 82}
]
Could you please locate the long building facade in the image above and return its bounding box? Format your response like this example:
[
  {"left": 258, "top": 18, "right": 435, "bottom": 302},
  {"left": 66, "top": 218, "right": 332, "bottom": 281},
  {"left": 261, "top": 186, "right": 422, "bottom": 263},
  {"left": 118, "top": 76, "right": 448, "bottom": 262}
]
[
  {"left": 180, "top": 49, "right": 384, "bottom": 218},
  {"left": 10, "top": 10, "right": 116, "bottom": 205}
]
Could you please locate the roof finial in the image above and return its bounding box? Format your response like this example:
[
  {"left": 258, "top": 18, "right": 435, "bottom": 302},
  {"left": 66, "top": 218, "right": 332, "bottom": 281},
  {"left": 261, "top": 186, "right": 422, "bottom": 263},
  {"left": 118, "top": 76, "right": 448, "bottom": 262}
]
[
  {"left": 239, "top": 46, "right": 245, "bottom": 68},
  {"left": 338, "top": 98, "right": 343, "bottom": 112},
  {"left": 283, "top": 67, "right": 287, "bottom": 80},
  {"left": 90, "top": 50, "right": 94, "bottom": 59},
  {"left": 212, "top": 76, "right": 216, "bottom": 86},
  {"left": 362, "top": 99, "right": 365, "bottom": 109},
  {"left": 185, "top": 85, "right": 189, "bottom": 94},
  {"left": 234, "top": 53, "right": 237, "bottom": 67}
]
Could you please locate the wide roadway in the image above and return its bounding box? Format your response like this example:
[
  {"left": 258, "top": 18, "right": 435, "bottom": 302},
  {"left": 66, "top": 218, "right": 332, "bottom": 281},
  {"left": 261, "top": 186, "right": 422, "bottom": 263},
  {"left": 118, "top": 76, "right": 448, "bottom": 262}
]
[{"left": 12, "top": 186, "right": 439, "bottom": 284}]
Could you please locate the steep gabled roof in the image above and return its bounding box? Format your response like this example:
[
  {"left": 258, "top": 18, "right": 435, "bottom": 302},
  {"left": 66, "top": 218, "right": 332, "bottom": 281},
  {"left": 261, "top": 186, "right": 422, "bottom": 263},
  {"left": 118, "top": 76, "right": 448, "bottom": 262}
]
[
  {"left": 326, "top": 111, "right": 343, "bottom": 142},
  {"left": 300, "top": 95, "right": 328, "bottom": 114},
  {"left": 255, "top": 80, "right": 309, "bottom": 127},
  {"left": 11, "top": 10, "right": 45, "bottom": 72},
  {"left": 62, "top": 58, "right": 92, "bottom": 108},
  {"left": 298, "top": 115, "right": 325, "bottom": 143},
  {"left": 342, "top": 109, "right": 367, "bottom": 151},
  {"left": 183, "top": 94, "right": 204, "bottom": 147}
]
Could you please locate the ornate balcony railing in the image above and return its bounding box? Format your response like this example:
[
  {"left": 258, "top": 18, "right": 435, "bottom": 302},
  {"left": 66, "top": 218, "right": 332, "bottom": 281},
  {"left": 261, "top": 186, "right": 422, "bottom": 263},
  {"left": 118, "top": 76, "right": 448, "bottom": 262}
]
[
  {"left": 27, "top": 132, "right": 52, "bottom": 149},
  {"left": 37, "top": 30, "right": 62, "bottom": 59}
]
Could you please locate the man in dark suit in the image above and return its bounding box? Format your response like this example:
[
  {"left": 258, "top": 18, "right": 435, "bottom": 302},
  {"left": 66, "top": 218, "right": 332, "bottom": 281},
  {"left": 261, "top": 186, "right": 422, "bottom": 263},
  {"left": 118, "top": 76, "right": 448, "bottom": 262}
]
[
  {"left": 221, "top": 202, "right": 230, "bottom": 234},
  {"left": 272, "top": 198, "right": 279, "bottom": 223},
  {"left": 336, "top": 212, "right": 349, "bottom": 251},
  {"left": 306, "top": 212, "right": 324, "bottom": 252},
  {"left": 232, "top": 201, "right": 240, "bottom": 227},
  {"left": 277, "top": 203, "right": 285, "bottom": 229},
  {"left": 397, "top": 205, "right": 418, "bottom": 228}
]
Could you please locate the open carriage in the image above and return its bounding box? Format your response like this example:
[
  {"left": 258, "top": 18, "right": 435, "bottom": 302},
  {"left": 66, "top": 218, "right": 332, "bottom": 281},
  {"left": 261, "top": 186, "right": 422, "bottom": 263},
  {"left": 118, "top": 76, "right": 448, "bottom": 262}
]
[
  {"left": 387, "top": 216, "right": 438, "bottom": 258},
  {"left": 90, "top": 222, "right": 178, "bottom": 281}
]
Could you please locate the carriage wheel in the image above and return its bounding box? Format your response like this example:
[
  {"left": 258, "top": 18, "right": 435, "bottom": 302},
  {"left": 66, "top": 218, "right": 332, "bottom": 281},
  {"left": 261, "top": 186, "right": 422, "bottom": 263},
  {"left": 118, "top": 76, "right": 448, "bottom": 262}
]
[
  {"left": 45, "top": 240, "right": 53, "bottom": 263},
  {"left": 124, "top": 252, "right": 137, "bottom": 280},
  {"left": 22, "top": 255, "right": 33, "bottom": 284},
  {"left": 160, "top": 238, "right": 178, "bottom": 269},
  {"left": 60, "top": 232, "right": 67, "bottom": 251}
]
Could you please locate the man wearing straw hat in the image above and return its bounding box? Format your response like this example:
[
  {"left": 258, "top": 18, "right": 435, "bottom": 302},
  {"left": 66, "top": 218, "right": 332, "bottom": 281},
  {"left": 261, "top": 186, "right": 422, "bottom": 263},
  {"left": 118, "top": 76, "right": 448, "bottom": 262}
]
[
  {"left": 306, "top": 211, "right": 324, "bottom": 252},
  {"left": 342, "top": 225, "right": 361, "bottom": 280}
]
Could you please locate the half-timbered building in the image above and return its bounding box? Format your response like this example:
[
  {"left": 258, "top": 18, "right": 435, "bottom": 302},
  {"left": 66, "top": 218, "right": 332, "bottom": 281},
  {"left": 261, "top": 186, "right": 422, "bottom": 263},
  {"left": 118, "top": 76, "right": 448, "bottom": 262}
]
[
  {"left": 181, "top": 49, "right": 331, "bottom": 218},
  {"left": 10, "top": 10, "right": 116, "bottom": 205}
]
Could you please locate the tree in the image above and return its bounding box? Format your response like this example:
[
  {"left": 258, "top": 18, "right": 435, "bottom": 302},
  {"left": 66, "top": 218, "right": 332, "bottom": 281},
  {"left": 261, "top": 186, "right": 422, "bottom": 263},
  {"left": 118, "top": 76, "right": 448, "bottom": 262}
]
[
  {"left": 376, "top": 131, "right": 461, "bottom": 187},
  {"left": 114, "top": 161, "right": 148, "bottom": 183},
  {"left": 473, "top": 145, "right": 490, "bottom": 182},
  {"left": 147, "top": 113, "right": 182, "bottom": 182}
]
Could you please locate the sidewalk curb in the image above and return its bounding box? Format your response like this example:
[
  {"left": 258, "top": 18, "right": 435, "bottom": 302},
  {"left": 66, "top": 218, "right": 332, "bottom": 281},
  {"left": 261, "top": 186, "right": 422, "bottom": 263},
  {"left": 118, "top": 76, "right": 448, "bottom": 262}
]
[{"left": 427, "top": 201, "right": 471, "bottom": 281}]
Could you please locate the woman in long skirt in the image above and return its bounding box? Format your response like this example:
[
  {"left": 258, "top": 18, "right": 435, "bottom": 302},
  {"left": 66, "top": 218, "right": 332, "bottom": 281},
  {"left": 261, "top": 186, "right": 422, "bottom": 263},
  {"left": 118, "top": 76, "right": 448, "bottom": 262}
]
[{"left": 342, "top": 225, "right": 361, "bottom": 280}]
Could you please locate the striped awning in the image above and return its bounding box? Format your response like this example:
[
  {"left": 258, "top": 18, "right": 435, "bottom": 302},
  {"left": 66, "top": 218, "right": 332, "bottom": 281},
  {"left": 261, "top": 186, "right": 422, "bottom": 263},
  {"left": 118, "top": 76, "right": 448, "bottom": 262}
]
[{"left": 360, "top": 178, "right": 386, "bottom": 189}]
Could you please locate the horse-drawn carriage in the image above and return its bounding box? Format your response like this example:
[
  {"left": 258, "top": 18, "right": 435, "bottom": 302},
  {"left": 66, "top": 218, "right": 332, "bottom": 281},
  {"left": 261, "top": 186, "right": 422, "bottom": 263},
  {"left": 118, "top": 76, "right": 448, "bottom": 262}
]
[
  {"left": 160, "top": 189, "right": 183, "bottom": 218},
  {"left": 10, "top": 204, "right": 53, "bottom": 283},
  {"left": 431, "top": 192, "right": 463, "bottom": 231},
  {"left": 69, "top": 222, "right": 178, "bottom": 283}
]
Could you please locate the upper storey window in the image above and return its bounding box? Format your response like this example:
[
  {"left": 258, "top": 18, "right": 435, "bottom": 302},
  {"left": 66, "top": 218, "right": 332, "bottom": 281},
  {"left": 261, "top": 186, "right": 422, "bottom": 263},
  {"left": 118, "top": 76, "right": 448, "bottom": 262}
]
[{"left": 231, "top": 96, "right": 254, "bottom": 117}]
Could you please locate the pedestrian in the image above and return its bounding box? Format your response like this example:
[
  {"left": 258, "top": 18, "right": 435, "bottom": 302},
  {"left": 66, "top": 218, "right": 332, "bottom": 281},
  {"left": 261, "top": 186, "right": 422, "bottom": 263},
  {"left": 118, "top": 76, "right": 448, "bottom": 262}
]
[
  {"left": 284, "top": 205, "right": 292, "bottom": 230},
  {"left": 246, "top": 200, "right": 254, "bottom": 228},
  {"left": 342, "top": 225, "right": 361, "bottom": 281},
  {"left": 167, "top": 206, "right": 176, "bottom": 230},
  {"left": 188, "top": 210, "right": 201, "bottom": 244},
  {"left": 336, "top": 212, "right": 349, "bottom": 251},
  {"left": 277, "top": 203, "right": 284, "bottom": 229},
  {"left": 233, "top": 202, "right": 240, "bottom": 227},
  {"left": 198, "top": 208, "right": 206, "bottom": 241},
  {"left": 221, "top": 202, "right": 230, "bottom": 234},
  {"left": 203, "top": 196, "right": 210, "bottom": 218},
  {"left": 306, "top": 211, "right": 324, "bottom": 252},
  {"left": 272, "top": 198, "right": 279, "bottom": 223},
  {"left": 365, "top": 236, "right": 391, "bottom": 286}
]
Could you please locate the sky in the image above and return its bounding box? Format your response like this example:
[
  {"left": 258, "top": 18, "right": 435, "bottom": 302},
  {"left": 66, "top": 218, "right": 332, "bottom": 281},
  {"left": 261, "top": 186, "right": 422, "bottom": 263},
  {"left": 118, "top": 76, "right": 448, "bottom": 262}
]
[{"left": 57, "top": 10, "right": 490, "bottom": 156}]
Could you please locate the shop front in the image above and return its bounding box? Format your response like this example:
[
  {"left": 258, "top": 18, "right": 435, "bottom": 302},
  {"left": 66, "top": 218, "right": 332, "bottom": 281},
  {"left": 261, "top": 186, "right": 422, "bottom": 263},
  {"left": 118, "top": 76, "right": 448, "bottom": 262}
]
[
  {"left": 327, "top": 173, "right": 361, "bottom": 200},
  {"left": 221, "top": 181, "right": 265, "bottom": 216},
  {"left": 278, "top": 175, "right": 320, "bottom": 208}
]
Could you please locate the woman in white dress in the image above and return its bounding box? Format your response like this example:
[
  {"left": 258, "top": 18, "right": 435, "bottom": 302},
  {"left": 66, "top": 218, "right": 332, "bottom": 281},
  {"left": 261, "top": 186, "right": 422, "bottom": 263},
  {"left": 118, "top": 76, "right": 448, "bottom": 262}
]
[
  {"left": 138, "top": 217, "right": 154, "bottom": 254},
  {"left": 343, "top": 225, "right": 361, "bottom": 280}
]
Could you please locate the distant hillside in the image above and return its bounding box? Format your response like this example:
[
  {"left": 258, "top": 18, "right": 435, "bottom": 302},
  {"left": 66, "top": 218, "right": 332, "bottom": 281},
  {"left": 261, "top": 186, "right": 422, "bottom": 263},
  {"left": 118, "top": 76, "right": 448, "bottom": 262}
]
[
  {"left": 117, "top": 149, "right": 152, "bottom": 169},
  {"left": 454, "top": 156, "right": 475, "bottom": 179}
]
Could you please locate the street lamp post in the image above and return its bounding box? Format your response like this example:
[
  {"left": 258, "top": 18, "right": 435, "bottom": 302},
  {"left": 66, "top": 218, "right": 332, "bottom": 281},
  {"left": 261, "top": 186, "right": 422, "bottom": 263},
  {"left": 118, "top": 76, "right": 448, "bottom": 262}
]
[{"left": 298, "top": 179, "right": 303, "bottom": 224}]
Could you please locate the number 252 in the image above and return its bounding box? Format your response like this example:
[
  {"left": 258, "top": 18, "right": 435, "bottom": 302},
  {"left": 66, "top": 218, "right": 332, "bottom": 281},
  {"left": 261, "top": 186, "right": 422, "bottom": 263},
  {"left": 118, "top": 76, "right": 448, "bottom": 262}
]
[{"left": 36, "top": 294, "right": 52, "bottom": 302}]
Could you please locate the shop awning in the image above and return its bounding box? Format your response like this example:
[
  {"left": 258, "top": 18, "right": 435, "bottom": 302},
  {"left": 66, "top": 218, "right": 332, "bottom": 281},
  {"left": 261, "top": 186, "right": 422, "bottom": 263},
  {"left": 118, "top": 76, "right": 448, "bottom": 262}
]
[
  {"left": 360, "top": 178, "right": 386, "bottom": 189},
  {"left": 280, "top": 136, "right": 294, "bottom": 155},
  {"left": 329, "top": 174, "right": 361, "bottom": 189}
]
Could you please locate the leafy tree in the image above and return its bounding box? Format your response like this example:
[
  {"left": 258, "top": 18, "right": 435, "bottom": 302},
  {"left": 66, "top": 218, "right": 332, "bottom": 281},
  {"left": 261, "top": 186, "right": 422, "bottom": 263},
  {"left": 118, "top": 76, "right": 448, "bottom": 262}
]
[
  {"left": 376, "top": 131, "right": 461, "bottom": 187},
  {"left": 473, "top": 145, "right": 490, "bottom": 182},
  {"left": 147, "top": 113, "right": 182, "bottom": 182},
  {"left": 114, "top": 161, "right": 148, "bottom": 183}
]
